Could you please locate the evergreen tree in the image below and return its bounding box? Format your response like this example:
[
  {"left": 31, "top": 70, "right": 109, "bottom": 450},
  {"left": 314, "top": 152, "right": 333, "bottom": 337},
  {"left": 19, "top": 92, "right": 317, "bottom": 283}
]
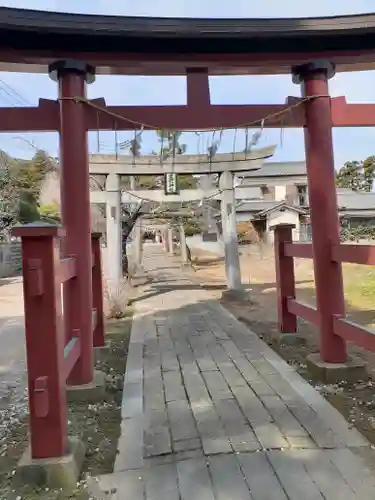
[
  {"left": 0, "top": 149, "right": 57, "bottom": 239},
  {"left": 362, "top": 156, "right": 375, "bottom": 192},
  {"left": 38, "top": 202, "right": 61, "bottom": 223},
  {"left": 18, "top": 190, "right": 40, "bottom": 224},
  {"left": 15, "top": 149, "right": 56, "bottom": 200},
  {"left": 0, "top": 155, "right": 19, "bottom": 241},
  {"left": 336, "top": 157, "right": 375, "bottom": 192}
]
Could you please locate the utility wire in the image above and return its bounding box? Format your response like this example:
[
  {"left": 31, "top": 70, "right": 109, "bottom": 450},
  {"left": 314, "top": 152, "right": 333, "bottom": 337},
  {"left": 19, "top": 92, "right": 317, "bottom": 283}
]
[
  {"left": 0, "top": 79, "right": 32, "bottom": 106},
  {"left": 0, "top": 81, "right": 42, "bottom": 151}
]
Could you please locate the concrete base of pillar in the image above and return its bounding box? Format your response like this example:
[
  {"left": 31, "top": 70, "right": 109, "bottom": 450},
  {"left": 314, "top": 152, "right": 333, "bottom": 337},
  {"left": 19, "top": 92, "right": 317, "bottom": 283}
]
[
  {"left": 306, "top": 353, "right": 367, "bottom": 383},
  {"left": 94, "top": 345, "right": 111, "bottom": 363},
  {"left": 16, "top": 437, "right": 85, "bottom": 491},
  {"left": 221, "top": 288, "right": 250, "bottom": 302},
  {"left": 135, "top": 264, "right": 145, "bottom": 275},
  {"left": 67, "top": 370, "right": 106, "bottom": 403},
  {"left": 274, "top": 333, "right": 307, "bottom": 347}
]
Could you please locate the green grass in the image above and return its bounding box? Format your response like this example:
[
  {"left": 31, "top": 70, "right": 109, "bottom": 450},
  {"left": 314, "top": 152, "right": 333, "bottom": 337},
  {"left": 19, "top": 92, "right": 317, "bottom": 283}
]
[
  {"left": 293, "top": 260, "right": 375, "bottom": 329},
  {"left": 344, "top": 264, "right": 375, "bottom": 303},
  {"left": 342, "top": 264, "right": 375, "bottom": 329}
]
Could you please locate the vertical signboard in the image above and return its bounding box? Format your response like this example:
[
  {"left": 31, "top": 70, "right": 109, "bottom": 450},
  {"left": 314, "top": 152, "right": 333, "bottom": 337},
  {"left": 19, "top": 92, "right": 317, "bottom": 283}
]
[{"left": 164, "top": 173, "right": 179, "bottom": 195}]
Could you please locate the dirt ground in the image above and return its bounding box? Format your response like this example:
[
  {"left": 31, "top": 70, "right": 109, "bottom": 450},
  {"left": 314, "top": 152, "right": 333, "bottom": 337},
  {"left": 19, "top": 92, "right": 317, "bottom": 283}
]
[
  {"left": 0, "top": 314, "right": 132, "bottom": 500},
  {"left": 190, "top": 245, "right": 375, "bottom": 446},
  {"left": 0, "top": 276, "right": 26, "bottom": 405}
]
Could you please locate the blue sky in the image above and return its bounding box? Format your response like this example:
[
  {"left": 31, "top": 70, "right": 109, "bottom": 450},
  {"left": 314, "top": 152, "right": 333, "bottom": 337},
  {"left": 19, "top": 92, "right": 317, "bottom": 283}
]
[{"left": 0, "top": 0, "right": 375, "bottom": 168}]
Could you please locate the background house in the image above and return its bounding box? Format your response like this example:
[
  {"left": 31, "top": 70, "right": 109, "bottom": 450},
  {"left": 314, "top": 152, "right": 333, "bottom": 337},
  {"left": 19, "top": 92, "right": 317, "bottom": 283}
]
[
  {"left": 40, "top": 158, "right": 375, "bottom": 245},
  {"left": 233, "top": 162, "right": 375, "bottom": 242}
]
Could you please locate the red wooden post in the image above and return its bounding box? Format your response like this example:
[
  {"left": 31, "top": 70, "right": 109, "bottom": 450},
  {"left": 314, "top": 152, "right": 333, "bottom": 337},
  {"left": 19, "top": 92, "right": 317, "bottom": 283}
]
[
  {"left": 292, "top": 61, "right": 347, "bottom": 363},
  {"left": 12, "top": 223, "right": 68, "bottom": 459},
  {"left": 186, "top": 68, "right": 211, "bottom": 108},
  {"left": 91, "top": 233, "right": 105, "bottom": 347},
  {"left": 272, "top": 224, "right": 297, "bottom": 333},
  {"left": 49, "top": 60, "right": 96, "bottom": 385}
]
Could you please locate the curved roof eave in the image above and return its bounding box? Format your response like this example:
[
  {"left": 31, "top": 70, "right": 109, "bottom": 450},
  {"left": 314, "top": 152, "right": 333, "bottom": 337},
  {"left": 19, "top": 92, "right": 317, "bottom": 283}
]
[{"left": 1, "top": 7, "right": 375, "bottom": 75}]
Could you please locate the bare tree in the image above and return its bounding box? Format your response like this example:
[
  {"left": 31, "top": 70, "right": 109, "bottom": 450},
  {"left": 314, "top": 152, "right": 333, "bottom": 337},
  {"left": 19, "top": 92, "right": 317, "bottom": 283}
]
[{"left": 121, "top": 202, "right": 151, "bottom": 277}]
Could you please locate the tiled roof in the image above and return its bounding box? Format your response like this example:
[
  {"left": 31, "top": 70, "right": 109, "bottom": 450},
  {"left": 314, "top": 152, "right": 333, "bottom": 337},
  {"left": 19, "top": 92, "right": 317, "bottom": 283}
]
[
  {"left": 237, "top": 200, "right": 308, "bottom": 215},
  {"left": 241, "top": 161, "right": 307, "bottom": 178},
  {"left": 236, "top": 191, "right": 375, "bottom": 215},
  {"left": 236, "top": 201, "right": 280, "bottom": 212},
  {"left": 338, "top": 191, "right": 375, "bottom": 211}
]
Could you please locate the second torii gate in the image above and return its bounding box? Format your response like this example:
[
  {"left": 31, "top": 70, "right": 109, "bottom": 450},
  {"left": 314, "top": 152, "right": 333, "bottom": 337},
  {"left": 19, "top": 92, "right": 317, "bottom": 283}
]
[{"left": 87, "top": 151, "right": 275, "bottom": 293}]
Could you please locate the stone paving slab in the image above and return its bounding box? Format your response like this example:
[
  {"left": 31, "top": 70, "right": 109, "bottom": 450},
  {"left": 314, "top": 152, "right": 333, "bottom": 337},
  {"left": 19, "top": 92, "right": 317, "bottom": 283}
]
[{"left": 102, "top": 246, "right": 375, "bottom": 499}]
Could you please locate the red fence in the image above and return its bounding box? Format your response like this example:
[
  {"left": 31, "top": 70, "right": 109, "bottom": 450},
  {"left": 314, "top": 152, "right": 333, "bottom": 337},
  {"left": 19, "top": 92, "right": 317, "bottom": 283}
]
[
  {"left": 273, "top": 223, "right": 375, "bottom": 362},
  {"left": 12, "top": 223, "right": 104, "bottom": 459}
]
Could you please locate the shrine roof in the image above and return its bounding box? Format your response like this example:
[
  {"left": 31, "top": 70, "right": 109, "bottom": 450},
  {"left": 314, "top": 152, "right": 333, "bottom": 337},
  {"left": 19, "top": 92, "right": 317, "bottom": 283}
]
[
  {"left": 1, "top": 8, "right": 375, "bottom": 74},
  {"left": 242, "top": 161, "right": 307, "bottom": 178}
]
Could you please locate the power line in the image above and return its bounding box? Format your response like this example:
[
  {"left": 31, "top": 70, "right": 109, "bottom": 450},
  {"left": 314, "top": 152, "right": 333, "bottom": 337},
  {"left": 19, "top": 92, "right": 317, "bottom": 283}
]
[
  {"left": 0, "top": 79, "right": 32, "bottom": 106},
  {"left": 0, "top": 85, "right": 25, "bottom": 106},
  {"left": 0, "top": 80, "right": 43, "bottom": 152}
]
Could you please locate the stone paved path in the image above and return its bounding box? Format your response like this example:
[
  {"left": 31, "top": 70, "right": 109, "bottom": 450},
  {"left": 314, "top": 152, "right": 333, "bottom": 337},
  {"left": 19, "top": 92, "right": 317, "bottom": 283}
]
[{"left": 92, "top": 245, "right": 375, "bottom": 499}]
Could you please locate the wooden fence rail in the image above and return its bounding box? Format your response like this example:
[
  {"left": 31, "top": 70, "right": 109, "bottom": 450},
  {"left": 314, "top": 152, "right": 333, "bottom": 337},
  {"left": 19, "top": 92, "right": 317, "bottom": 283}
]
[
  {"left": 273, "top": 223, "right": 375, "bottom": 361},
  {"left": 12, "top": 223, "right": 104, "bottom": 460}
]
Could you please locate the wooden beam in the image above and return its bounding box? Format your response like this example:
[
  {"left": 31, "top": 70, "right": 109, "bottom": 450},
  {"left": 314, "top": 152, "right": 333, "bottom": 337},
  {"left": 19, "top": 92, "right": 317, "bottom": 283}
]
[
  {"left": 331, "top": 96, "right": 375, "bottom": 127},
  {"left": 0, "top": 96, "right": 373, "bottom": 133},
  {"left": 87, "top": 102, "right": 305, "bottom": 131}
]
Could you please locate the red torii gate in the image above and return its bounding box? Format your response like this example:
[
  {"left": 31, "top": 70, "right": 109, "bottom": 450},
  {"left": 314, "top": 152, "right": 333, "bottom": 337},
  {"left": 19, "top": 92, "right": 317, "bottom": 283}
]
[
  {"left": 11, "top": 57, "right": 369, "bottom": 460},
  {"left": 3, "top": 7, "right": 375, "bottom": 479}
]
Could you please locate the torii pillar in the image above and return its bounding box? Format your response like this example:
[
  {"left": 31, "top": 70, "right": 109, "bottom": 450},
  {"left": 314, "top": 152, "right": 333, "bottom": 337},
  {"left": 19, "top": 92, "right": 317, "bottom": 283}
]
[
  {"left": 161, "top": 226, "right": 168, "bottom": 252},
  {"left": 105, "top": 173, "right": 122, "bottom": 287},
  {"left": 167, "top": 226, "right": 174, "bottom": 256},
  {"left": 49, "top": 60, "right": 95, "bottom": 386},
  {"left": 219, "top": 171, "right": 242, "bottom": 293},
  {"left": 179, "top": 222, "right": 189, "bottom": 266},
  {"left": 134, "top": 220, "right": 143, "bottom": 268},
  {"left": 292, "top": 61, "right": 347, "bottom": 363}
]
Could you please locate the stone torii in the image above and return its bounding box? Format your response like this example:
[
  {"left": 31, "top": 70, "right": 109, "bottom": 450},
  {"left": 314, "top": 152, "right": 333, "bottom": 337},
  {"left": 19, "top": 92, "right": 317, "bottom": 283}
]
[{"left": 87, "top": 146, "right": 276, "bottom": 292}]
